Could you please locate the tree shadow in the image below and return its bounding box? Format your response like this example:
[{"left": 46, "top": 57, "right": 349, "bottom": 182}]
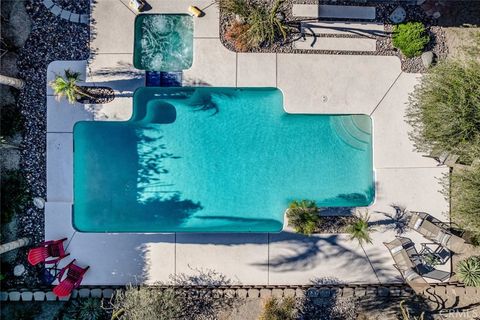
[{"left": 371, "top": 203, "right": 410, "bottom": 235}]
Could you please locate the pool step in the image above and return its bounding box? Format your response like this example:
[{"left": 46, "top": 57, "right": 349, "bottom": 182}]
[
  {"left": 293, "top": 4, "right": 376, "bottom": 20},
  {"left": 145, "top": 71, "right": 182, "bottom": 87},
  {"left": 330, "top": 115, "right": 371, "bottom": 151}
]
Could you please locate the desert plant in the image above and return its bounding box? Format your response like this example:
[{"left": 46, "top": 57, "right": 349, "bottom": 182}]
[
  {"left": 0, "top": 104, "right": 24, "bottom": 138},
  {"left": 449, "top": 164, "right": 480, "bottom": 238},
  {"left": 1, "top": 169, "right": 30, "bottom": 224},
  {"left": 287, "top": 200, "right": 320, "bottom": 236},
  {"left": 260, "top": 297, "right": 297, "bottom": 320},
  {"left": 220, "top": 0, "right": 288, "bottom": 50},
  {"left": 62, "top": 298, "right": 108, "bottom": 320},
  {"left": 399, "top": 300, "right": 424, "bottom": 320},
  {"left": 224, "top": 21, "right": 251, "bottom": 52},
  {"left": 406, "top": 59, "right": 480, "bottom": 163},
  {"left": 346, "top": 212, "right": 375, "bottom": 245},
  {"left": 392, "top": 22, "right": 430, "bottom": 58},
  {"left": 216, "top": 0, "right": 250, "bottom": 18},
  {"left": 50, "top": 69, "right": 93, "bottom": 104},
  {"left": 457, "top": 256, "right": 480, "bottom": 287}
]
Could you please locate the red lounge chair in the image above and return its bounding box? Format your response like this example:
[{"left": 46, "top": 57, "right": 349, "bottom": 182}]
[
  {"left": 53, "top": 259, "right": 90, "bottom": 297},
  {"left": 27, "top": 238, "right": 69, "bottom": 266}
]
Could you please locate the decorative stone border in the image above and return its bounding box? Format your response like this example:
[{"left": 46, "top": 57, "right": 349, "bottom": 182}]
[
  {"left": 0, "top": 284, "right": 412, "bottom": 302},
  {"left": 42, "top": 0, "right": 89, "bottom": 24},
  {"left": 2, "top": 283, "right": 479, "bottom": 302}
]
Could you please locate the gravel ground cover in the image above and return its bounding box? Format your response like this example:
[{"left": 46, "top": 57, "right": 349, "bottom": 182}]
[
  {"left": 1, "top": 0, "right": 89, "bottom": 288},
  {"left": 219, "top": 0, "right": 449, "bottom": 72}
]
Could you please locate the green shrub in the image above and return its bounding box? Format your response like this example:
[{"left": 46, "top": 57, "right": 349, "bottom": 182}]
[
  {"left": 0, "top": 170, "right": 30, "bottom": 224},
  {"left": 450, "top": 165, "right": 480, "bottom": 238},
  {"left": 457, "top": 256, "right": 480, "bottom": 287},
  {"left": 287, "top": 200, "right": 320, "bottom": 236},
  {"left": 346, "top": 212, "right": 374, "bottom": 245},
  {"left": 392, "top": 22, "right": 430, "bottom": 58},
  {"left": 406, "top": 59, "right": 480, "bottom": 163},
  {"left": 0, "top": 104, "right": 24, "bottom": 138},
  {"left": 259, "top": 297, "right": 297, "bottom": 320}
]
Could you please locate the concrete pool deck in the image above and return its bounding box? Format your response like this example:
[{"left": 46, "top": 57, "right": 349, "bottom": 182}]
[{"left": 44, "top": 1, "right": 449, "bottom": 286}]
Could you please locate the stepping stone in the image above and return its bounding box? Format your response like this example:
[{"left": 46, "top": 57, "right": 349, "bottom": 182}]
[
  {"left": 33, "top": 291, "right": 46, "bottom": 301},
  {"left": 293, "top": 4, "right": 376, "bottom": 20},
  {"left": 79, "top": 288, "right": 90, "bottom": 298},
  {"left": 50, "top": 5, "right": 62, "bottom": 16},
  {"left": 294, "top": 37, "right": 376, "bottom": 52},
  {"left": 91, "top": 288, "right": 102, "bottom": 298},
  {"left": 60, "top": 10, "right": 71, "bottom": 20},
  {"left": 0, "top": 292, "right": 8, "bottom": 301},
  {"left": 46, "top": 292, "right": 57, "bottom": 301},
  {"left": 102, "top": 288, "right": 114, "bottom": 298},
  {"left": 70, "top": 13, "right": 80, "bottom": 23},
  {"left": 301, "top": 21, "right": 384, "bottom": 37},
  {"left": 80, "top": 14, "right": 89, "bottom": 24},
  {"left": 43, "top": 0, "right": 55, "bottom": 9},
  {"left": 21, "top": 292, "right": 33, "bottom": 301},
  {"left": 9, "top": 292, "right": 21, "bottom": 301}
]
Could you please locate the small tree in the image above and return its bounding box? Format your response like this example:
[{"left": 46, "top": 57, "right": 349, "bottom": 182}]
[
  {"left": 346, "top": 211, "right": 375, "bottom": 245},
  {"left": 286, "top": 200, "right": 320, "bottom": 236},
  {"left": 406, "top": 59, "right": 480, "bottom": 163},
  {"left": 450, "top": 164, "right": 480, "bottom": 238},
  {"left": 49, "top": 69, "right": 93, "bottom": 104}
]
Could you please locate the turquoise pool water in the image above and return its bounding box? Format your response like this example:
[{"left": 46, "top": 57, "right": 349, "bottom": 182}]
[
  {"left": 133, "top": 14, "right": 193, "bottom": 71},
  {"left": 73, "top": 88, "right": 374, "bottom": 232}
]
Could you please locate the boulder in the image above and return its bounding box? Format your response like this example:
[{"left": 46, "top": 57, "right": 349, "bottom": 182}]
[
  {"left": 421, "top": 51, "right": 435, "bottom": 68},
  {"left": 7, "top": 1, "right": 32, "bottom": 48},
  {"left": 389, "top": 6, "right": 406, "bottom": 24}
]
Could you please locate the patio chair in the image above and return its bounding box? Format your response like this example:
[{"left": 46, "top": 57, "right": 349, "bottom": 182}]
[
  {"left": 424, "top": 149, "right": 460, "bottom": 167},
  {"left": 52, "top": 259, "right": 90, "bottom": 297},
  {"left": 394, "top": 265, "right": 431, "bottom": 295},
  {"left": 27, "top": 238, "right": 70, "bottom": 266},
  {"left": 407, "top": 212, "right": 468, "bottom": 254}
]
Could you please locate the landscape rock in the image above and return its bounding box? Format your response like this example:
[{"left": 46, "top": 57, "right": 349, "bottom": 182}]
[
  {"left": 7, "top": 1, "right": 32, "bottom": 48},
  {"left": 389, "top": 6, "right": 406, "bottom": 24},
  {"left": 421, "top": 51, "right": 435, "bottom": 68},
  {"left": 0, "top": 52, "right": 19, "bottom": 77}
]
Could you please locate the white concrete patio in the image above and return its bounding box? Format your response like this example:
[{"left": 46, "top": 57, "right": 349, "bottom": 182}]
[{"left": 44, "top": 1, "right": 450, "bottom": 286}]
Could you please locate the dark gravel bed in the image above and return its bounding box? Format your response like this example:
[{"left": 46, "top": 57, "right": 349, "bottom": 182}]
[
  {"left": 4, "top": 0, "right": 89, "bottom": 288},
  {"left": 316, "top": 215, "right": 358, "bottom": 234},
  {"left": 54, "top": 0, "right": 90, "bottom": 14},
  {"left": 219, "top": 0, "right": 449, "bottom": 73}
]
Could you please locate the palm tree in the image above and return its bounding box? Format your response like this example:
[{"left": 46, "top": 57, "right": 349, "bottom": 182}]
[
  {"left": 0, "top": 136, "right": 19, "bottom": 149},
  {"left": 0, "top": 74, "right": 25, "bottom": 89},
  {"left": 49, "top": 69, "right": 93, "bottom": 104},
  {"left": 347, "top": 211, "right": 375, "bottom": 245},
  {"left": 0, "top": 237, "right": 31, "bottom": 255}
]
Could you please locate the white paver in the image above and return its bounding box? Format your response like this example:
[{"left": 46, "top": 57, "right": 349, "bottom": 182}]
[
  {"left": 45, "top": 202, "right": 76, "bottom": 243},
  {"left": 293, "top": 4, "right": 376, "bottom": 20},
  {"left": 43, "top": 0, "right": 54, "bottom": 9},
  {"left": 237, "top": 53, "right": 276, "bottom": 87},
  {"left": 91, "top": 0, "right": 135, "bottom": 53},
  {"left": 70, "top": 13, "right": 80, "bottom": 23},
  {"left": 183, "top": 39, "right": 236, "bottom": 86},
  {"left": 372, "top": 72, "right": 437, "bottom": 168},
  {"left": 294, "top": 37, "right": 377, "bottom": 52},
  {"left": 47, "top": 133, "right": 73, "bottom": 202},
  {"left": 47, "top": 60, "right": 89, "bottom": 96},
  {"left": 67, "top": 232, "right": 175, "bottom": 285},
  {"left": 88, "top": 54, "right": 145, "bottom": 96},
  {"left": 50, "top": 5, "right": 61, "bottom": 16},
  {"left": 301, "top": 21, "right": 384, "bottom": 36},
  {"left": 277, "top": 54, "right": 401, "bottom": 114},
  {"left": 47, "top": 96, "right": 94, "bottom": 133},
  {"left": 176, "top": 234, "right": 269, "bottom": 284},
  {"left": 85, "top": 97, "right": 133, "bottom": 121},
  {"left": 268, "top": 232, "right": 378, "bottom": 285}
]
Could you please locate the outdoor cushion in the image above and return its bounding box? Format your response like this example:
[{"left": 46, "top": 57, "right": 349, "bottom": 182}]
[
  {"left": 391, "top": 245, "right": 403, "bottom": 254},
  {"left": 413, "top": 218, "right": 423, "bottom": 230}
]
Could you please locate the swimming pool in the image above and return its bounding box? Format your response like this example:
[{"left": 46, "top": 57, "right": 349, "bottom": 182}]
[{"left": 73, "top": 88, "right": 374, "bottom": 232}]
